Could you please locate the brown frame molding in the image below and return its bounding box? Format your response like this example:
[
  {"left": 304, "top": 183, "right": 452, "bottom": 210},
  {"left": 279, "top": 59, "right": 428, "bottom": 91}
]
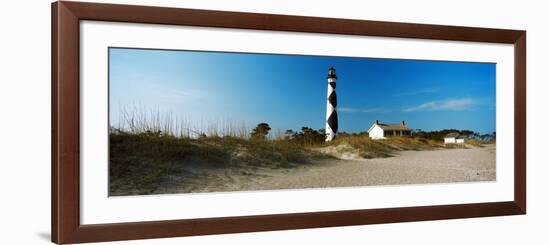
[{"left": 52, "top": 1, "right": 526, "bottom": 244}]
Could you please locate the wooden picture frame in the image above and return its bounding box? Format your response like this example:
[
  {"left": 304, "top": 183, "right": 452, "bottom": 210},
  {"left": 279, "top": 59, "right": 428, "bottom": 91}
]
[{"left": 51, "top": 1, "right": 526, "bottom": 244}]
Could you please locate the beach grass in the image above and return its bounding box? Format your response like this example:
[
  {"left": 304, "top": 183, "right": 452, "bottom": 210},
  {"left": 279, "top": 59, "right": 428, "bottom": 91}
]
[
  {"left": 327, "top": 134, "right": 442, "bottom": 158},
  {"left": 108, "top": 108, "right": 492, "bottom": 195},
  {"left": 108, "top": 129, "right": 333, "bottom": 195}
]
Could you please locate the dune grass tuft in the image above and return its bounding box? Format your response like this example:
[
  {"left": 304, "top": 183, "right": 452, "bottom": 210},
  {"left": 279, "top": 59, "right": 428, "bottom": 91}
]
[
  {"left": 327, "top": 135, "right": 442, "bottom": 159},
  {"left": 108, "top": 130, "right": 333, "bottom": 195}
]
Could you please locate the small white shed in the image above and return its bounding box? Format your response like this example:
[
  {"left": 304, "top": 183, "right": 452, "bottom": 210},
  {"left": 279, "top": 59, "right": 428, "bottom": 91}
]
[{"left": 444, "top": 132, "right": 467, "bottom": 144}]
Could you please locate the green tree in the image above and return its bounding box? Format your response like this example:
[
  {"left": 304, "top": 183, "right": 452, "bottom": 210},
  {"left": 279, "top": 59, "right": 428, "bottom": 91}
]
[
  {"left": 284, "top": 129, "right": 294, "bottom": 140},
  {"left": 251, "top": 123, "right": 271, "bottom": 140},
  {"left": 293, "top": 127, "right": 325, "bottom": 145}
]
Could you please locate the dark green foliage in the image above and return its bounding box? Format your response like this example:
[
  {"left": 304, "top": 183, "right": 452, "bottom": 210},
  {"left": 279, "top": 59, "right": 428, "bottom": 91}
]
[
  {"left": 337, "top": 131, "right": 369, "bottom": 137},
  {"left": 250, "top": 123, "right": 271, "bottom": 140},
  {"left": 413, "top": 129, "right": 475, "bottom": 141},
  {"left": 286, "top": 127, "right": 326, "bottom": 146},
  {"left": 284, "top": 129, "right": 294, "bottom": 140}
]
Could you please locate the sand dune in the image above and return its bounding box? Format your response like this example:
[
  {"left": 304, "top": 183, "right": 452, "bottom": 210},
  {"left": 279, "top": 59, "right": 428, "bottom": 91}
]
[{"left": 152, "top": 144, "right": 496, "bottom": 194}]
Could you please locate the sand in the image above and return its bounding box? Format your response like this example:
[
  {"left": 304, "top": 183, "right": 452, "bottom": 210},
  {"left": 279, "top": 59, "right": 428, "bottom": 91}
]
[{"left": 155, "top": 144, "right": 496, "bottom": 194}]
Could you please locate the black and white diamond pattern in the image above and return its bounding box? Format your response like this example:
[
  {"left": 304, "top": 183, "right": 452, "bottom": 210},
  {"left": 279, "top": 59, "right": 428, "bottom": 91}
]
[{"left": 326, "top": 67, "right": 338, "bottom": 141}]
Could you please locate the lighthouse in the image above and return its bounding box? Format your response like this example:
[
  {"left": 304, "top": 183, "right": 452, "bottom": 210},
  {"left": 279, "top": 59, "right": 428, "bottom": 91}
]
[{"left": 325, "top": 67, "right": 338, "bottom": 142}]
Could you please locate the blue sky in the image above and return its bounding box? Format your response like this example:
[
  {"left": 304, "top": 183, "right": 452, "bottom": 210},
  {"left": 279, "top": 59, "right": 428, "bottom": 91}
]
[{"left": 109, "top": 48, "right": 496, "bottom": 134}]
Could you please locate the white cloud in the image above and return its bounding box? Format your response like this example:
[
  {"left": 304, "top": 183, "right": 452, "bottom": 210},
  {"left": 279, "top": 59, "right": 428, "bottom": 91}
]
[
  {"left": 403, "top": 98, "right": 476, "bottom": 112},
  {"left": 340, "top": 107, "right": 388, "bottom": 113},
  {"left": 393, "top": 88, "right": 438, "bottom": 97},
  {"left": 154, "top": 86, "right": 210, "bottom": 101},
  {"left": 169, "top": 88, "right": 208, "bottom": 99}
]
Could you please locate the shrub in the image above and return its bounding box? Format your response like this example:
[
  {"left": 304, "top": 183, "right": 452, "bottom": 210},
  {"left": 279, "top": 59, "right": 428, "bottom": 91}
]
[{"left": 250, "top": 123, "right": 271, "bottom": 141}]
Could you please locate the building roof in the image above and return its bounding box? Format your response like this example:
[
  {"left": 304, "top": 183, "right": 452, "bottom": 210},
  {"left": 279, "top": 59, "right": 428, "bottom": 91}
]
[
  {"left": 445, "top": 132, "right": 460, "bottom": 138},
  {"left": 367, "top": 120, "right": 412, "bottom": 133},
  {"left": 377, "top": 123, "right": 412, "bottom": 131}
]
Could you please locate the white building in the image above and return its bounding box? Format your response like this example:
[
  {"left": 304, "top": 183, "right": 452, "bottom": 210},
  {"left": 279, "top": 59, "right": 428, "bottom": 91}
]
[
  {"left": 443, "top": 132, "right": 467, "bottom": 144},
  {"left": 367, "top": 120, "right": 412, "bottom": 139}
]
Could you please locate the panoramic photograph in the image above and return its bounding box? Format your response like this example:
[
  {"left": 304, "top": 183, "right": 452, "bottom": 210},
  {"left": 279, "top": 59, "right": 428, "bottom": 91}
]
[{"left": 108, "top": 47, "right": 496, "bottom": 196}]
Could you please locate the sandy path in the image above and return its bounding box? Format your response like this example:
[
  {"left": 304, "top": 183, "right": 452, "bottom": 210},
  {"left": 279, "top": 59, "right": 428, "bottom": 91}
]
[
  {"left": 252, "top": 144, "right": 496, "bottom": 190},
  {"left": 159, "top": 145, "right": 496, "bottom": 194}
]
